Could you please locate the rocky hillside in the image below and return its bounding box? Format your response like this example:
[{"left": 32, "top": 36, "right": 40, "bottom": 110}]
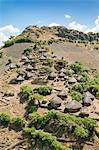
[{"left": 18, "top": 25, "right": 99, "bottom": 42}]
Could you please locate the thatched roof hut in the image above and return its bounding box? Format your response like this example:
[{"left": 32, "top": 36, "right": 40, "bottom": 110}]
[
  {"left": 84, "top": 91, "right": 95, "bottom": 100},
  {"left": 59, "top": 72, "right": 65, "bottom": 78},
  {"left": 79, "top": 107, "right": 89, "bottom": 117},
  {"left": 26, "top": 64, "right": 33, "bottom": 71},
  {"left": 48, "top": 96, "right": 62, "bottom": 109},
  {"left": 83, "top": 93, "right": 93, "bottom": 106},
  {"left": 68, "top": 77, "right": 77, "bottom": 84},
  {"left": 25, "top": 72, "right": 33, "bottom": 79},
  {"left": 10, "top": 63, "right": 16, "bottom": 69},
  {"left": 64, "top": 100, "right": 82, "bottom": 112},
  {"left": 48, "top": 72, "right": 57, "bottom": 80},
  {"left": 40, "top": 55, "right": 46, "bottom": 60},
  {"left": 57, "top": 89, "right": 68, "bottom": 100},
  {"left": 39, "top": 48, "right": 46, "bottom": 53},
  {"left": 16, "top": 76, "right": 25, "bottom": 82}
]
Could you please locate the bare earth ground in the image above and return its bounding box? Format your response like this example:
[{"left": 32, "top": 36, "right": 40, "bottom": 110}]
[
  {"left": 50, "top": 42, "right": 99, "bottom": 71},
  {"left": 0, "top": 42, "right": 99, "bottom": 150}
]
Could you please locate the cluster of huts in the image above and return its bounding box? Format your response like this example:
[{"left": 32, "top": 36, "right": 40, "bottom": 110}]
[{"left": 8, "top": 45, "right": 97, "bottom": 117}]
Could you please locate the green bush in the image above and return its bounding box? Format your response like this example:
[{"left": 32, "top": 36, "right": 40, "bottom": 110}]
[
  {"left": 80, "top": 72, "right": 89, "bottom": 82},
  {"left": 73, "top": 126, "right": 89, "bottom": 140},
  {"left": 70, "top": 91, "right": 83, "bottom": 101},
  {"left": 20, "top": 85, "right": 33, "bottom": 101},
  {"left": 17, "top": 68, "right": 27, "bottom": 77},
  {"left": 87, "top": 75, "right": 99, "bottom": 98},
  {"left": 4, "top": 91, "right": 14, "bottom": 97},
  {"left": 24, "top": 128, "right": 70, "bottom": 150},
  {"left": 43, "top": 59, "right": 53, "bottom": 67},
  {"left": 28, "top": 110, "right": 96, "bottom": 143},
  {"left": 11, "top": 116, "right": 26, "bottom": 128},
  {"left": 39, "top": 67, "right": 52, "bottom": 75},
  {"left": 23, "top": 47, "right": 32, "bottom": 56},
  {"left": 15, "top": 37, "right": 32, "bottom": 43},
  {"left": 4, "top": 39, "right": 14, "bottom": 47},
  {"left": 34, "top": 86, "right": 52, "bottom": 96},
  {"left": 72, "top": 83, "right": 88, "bottom": 93},
  {"left": 64, "top": 69, "right": 74, "bottom": 77},
  {"left": 0, "top": 113, "right": 10, "bottom": 126},
  {"left": 70, "top": 61, "right": 85, "bottom": 74}
]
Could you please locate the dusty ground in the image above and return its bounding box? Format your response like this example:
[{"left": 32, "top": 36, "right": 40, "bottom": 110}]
[
  {"left": 0, "top": 42, "right": 99, "bottom": 150},
  {"left": 51, "top": 42, "right": 99, "bottom": 71}
]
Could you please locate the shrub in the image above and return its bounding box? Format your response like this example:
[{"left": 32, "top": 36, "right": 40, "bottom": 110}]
[
  {"left": 0, "top": 51, "right": 3, "bottom": 58},
  {"left": 54, "top": 58, "right": 68, "bottom": 71},
  {"left": 72, "top": 83, "right": 88, "bottom": 93},
  {"left": 70, "top": 61, "right": 85, "bottom": 74},
  {"left": 87, "top": 75, "right": 99, "bottom": 98},
  {"left": 4, "top": 39, "right": 14, "bottom": 47},
  {"left": 39, "top": 67, "right": 52, "bottom": 75},
  {"left": 73, "top": 126, "right": 89, "bottom": 140},
  {"left": 34, "top": 86, "right": 52, "bottom": 96},
  {"left": 8, "top": 57, "right": 12, "bottom": 64},
  {"left": 11, "top": 116, "right": 26, "bottom": 128},
  {"left": 0, "top": 113, "right": 10, "bottom": 126},
  {"left": 24, "top": 128, "right": 70, "bottom": 150},
  {"left": 70, "top": 91, "right": 83, "bottom": 101},
  {"left": 17, "top": 68, "right": 27, "bottom": 77},
  {"left": 15, "top": 37, "right": 32, "bottom": 43},
  {"left": 20, "top": 85, "right": 33, "bottom": 101},
  {"left": 43, "top": 59, "right": 53, "bottom": 67},
  {"left": 64, "top": 69, "right": 74, "bottom": 77},
  {"left": 23, "top": 47, "right": 32, "bottom": 56},
  {"left": 80, "top": 72, "right": 89, "bottom": 82},
  {"left": 4, "top": 91, "right": 14, "bottom": 97}
]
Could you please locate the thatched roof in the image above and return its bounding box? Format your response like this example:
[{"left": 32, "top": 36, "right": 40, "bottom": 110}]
[
  {"left": 26, "top": 64, "right": 33, "bottom": 71},
  {"left": 83, "top": 94, "right": 92, "bottom": 106},
  {"left": 16, "top": 76, "right": 24, "bottom": 82},
  {"left": 39, "top": 48, "right": 46, "bottom": 53},
  {"left": 10, "top": 63, "right": 16, "bottom": 69},
  {"left": 64, "top": 100, "right": 82, "bottom": 112},
  {"left": 57, "top": 89, "right": 68, "bottom": 99},
  {"left": 59, "top": 72, "right": 65, "bottom": 78},
  {"left": 60, "top": 68, "right": 65, "bottom": 73},
  {"left": 79, "top": 107, "right": 89, "bottom": 117},
  {"left": 40, "top": 55, "right": 46, "bottom": 60},
  {"left": 26, "top": 72, "right": 33, "bottom": 79},
  {"left": 21, "top": 55, "right": 28, "bottom": 61},
  {"left": 48, "top": 96, "right": 62, "bottom": 109},
  {"left": 84, "top": 91, "right": 95, "bottom": 100},
  {"left": 48, "top": 72, "right": 57, "bottom": 80},
  {"left": 68, "top": 77, "right": 77, "bottom": 83},
  {"left": 83, "top": 91, "right": 94, "bottom": 106}
]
